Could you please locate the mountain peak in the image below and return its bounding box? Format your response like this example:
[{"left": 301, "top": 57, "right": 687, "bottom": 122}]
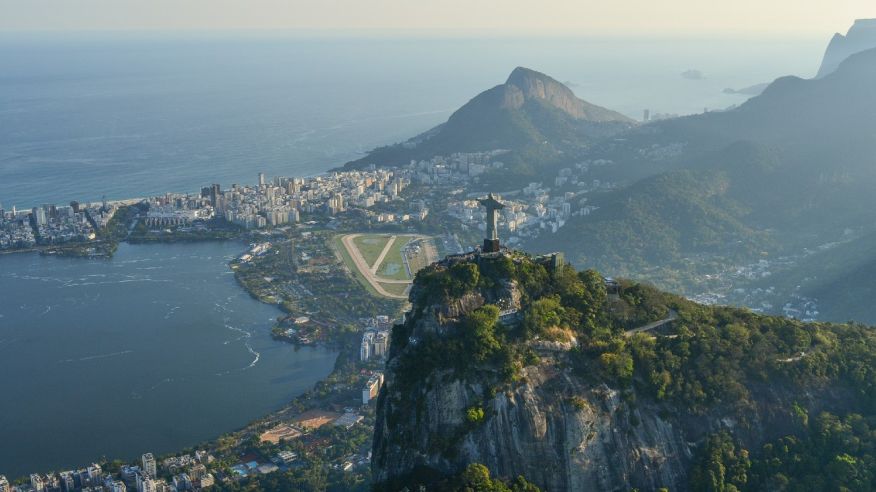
[
  {"left": 499, "top": 66, "right": 632, "bottom": 122},
  {"left": 343, "top": 66, "right": 633, "bottom": 173},
  {"left": 850, "top": 18, "right": 876, "bottom": 31},
  {"left": 816, "top": 18, "right": 876, "bottom": 78},
  {"left": 505, "top": 66, "right": 552, "bottom": 86}
]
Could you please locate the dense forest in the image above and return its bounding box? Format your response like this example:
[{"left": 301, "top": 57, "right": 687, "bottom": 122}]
[{"left": 378, "top": 251, "right": 876, "bottom": 491}]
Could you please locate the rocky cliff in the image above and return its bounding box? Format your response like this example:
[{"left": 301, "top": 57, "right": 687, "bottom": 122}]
[
  {"left": 373, "top": 350, "right": 692, "bottom": 491},
  {"left": 501, "top": 66, "right": 633, "bottom": 122},
  {"left": 816, "top": 18, "right": 876, "bottom": 78},
  {"left": 372, "top": 252, "right": 876, "bottom": 491}
]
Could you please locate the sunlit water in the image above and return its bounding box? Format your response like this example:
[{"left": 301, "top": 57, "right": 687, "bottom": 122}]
[{"left": 0, "top": 241, "right": 336, "bottom": 477}]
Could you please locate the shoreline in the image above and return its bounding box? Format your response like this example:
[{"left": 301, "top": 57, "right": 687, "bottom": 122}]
[
  {"left": 1, "top": 229, "right": 398, "bottom": 485},
  {"left": 0, "top": 239, "right": 339, "bottom": 478}
]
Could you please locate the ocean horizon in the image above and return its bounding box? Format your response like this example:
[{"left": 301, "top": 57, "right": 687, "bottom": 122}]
[{"left": 0, "top": 31, "right": 824, "bottom": 209}]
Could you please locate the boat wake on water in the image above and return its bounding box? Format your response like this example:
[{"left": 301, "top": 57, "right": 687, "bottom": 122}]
[{"left": 58, "top": 349, "right": 134, "bottom": 364}]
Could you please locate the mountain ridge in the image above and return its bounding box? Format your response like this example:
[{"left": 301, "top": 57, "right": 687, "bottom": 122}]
[
  {"left": 817, "top": 18, "right": 876, "bottom": 78},
  {"left": 528, "top": 46, "right": 876, "bottom": 306},
  {"left": 343, "top": 67, "right": 634, "bottom": 171}
]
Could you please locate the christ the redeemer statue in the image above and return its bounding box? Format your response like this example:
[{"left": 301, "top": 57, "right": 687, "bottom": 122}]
[{"left": 478, "top": 193, "right": 504, "bottom": 253}]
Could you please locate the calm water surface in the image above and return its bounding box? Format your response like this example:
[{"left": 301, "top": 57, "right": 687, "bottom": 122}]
[{"left": 0, "top": 241, "right": 337, "bottom": 477}]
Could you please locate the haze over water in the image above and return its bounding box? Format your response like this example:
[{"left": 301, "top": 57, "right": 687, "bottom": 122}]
[
  {"left": 0, "top": 32, "right": 824, "bottom": 209},
  {"left": 0, "top": 241, "right": 336, "bottom": 478}
]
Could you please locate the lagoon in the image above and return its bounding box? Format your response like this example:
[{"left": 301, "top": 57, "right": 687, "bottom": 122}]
[{"left": 0, "top": 241, "right": 336, "bottom": 478}]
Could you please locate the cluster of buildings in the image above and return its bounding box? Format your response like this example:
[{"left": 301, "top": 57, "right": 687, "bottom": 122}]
[
  {"left": 0, "top": 208, "right": 36, "bottom": 248},
  {"left": 142, "top": 198, "right": 213, "bottom": 229},
  {"left": 404, "top": 150, "right": 509, "bottom": 185},
  {"left": 137, "top": 168, "right": 426, "bottom": 231},
  {"left": 359, "top": 315, "right": 393, "bottom": 362},
  {"left": 447, "top": 183, "right": 593, "bottom": 246},
  {"left": 2, "top": 452, "right": 215, "bottom": 492},
  {"left": 219, "top": 170, "right": 414, "bottom": 229},
  {"left": 383, "top": 153, "right": 618, "bottom": 245},
  {"left": 0, "top": 202, "right": 116, "bottom": 250},
  {"left": 360, "top": 330, "right": 389, "bottom": 362},
  {"left": 357, "top": 317, "right": 391, "bottom": 405}
]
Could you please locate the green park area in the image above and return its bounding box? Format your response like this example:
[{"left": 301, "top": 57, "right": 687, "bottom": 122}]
[
  {"left": 352, "top": 234, "right": 391, "bottom": 269},
  {"left": 335, "top": 233, "right": 437, "bottom": 299}
]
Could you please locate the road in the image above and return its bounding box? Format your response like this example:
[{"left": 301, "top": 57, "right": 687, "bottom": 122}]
[
  {"left": 624, "top": 309, "right": 678, "bottom": 337},
  {"left": 369, "top": 235, "right": 397, "bottom": 274}
]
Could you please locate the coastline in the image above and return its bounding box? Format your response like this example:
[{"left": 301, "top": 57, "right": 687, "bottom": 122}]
[{"left": 0, "top": 225, "right": 400, "bottom": 486}]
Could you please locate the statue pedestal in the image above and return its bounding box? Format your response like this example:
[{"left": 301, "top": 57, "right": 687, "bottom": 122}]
[{"left": 482, "top": 238, "right": 500, "bottom": 253}]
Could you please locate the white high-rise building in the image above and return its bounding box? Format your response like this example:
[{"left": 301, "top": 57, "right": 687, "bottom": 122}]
[
  {"left": 258, "top": 172, "right": 266, "bottom": 187},
  {"left": 142, "top": 453, "right": 157, "bottom": 478},
  {"left": 33, "top": 207, "right": 47, "bottom": 227},
  {"left": 87, "top": 463, "right": 103, "bottom": 486},
  {"left": 360, "top": 338, "right": 371, "bottom": 361},
  {"left": 60, "top": 471, "right": 75, "bottom": 492},
  {"left": 137, "top": 474, "right": 156, "bottom": 492},
  {"left": 30, "top": 474, "right": 46, "bottom": 492}
]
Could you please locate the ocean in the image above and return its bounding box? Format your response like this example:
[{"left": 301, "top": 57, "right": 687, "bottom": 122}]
[{"left": 0, "top": 31, "right": 825, "bottom": 209}]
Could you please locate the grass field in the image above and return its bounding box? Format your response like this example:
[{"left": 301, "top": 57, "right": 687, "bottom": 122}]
[
  {"left": 353, "top": 234, "right": 392, "bottom": 269},
  {"left": 332, "top": 235, "right": 381, "bottom": 297},
  {"left": 336, "top": 233, "right": 438, "bottom": 299},
  {"left": 377, "top": 239, "right": 410, "bottom": 281},
  {"left": 379, "top": 282, "right": 410, "bottom": 297}
]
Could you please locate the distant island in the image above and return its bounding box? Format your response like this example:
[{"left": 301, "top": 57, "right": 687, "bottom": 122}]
[{"left": 681, "top": 68, "right": 704, "bottom": 80}]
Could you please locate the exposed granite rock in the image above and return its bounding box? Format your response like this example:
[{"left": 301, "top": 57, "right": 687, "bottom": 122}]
[
  {"left": 502, "top": 67, "right": 634, "bottom": 122},
  {"left": 373, "top": 339, "right": 692, "bottom": 491}
]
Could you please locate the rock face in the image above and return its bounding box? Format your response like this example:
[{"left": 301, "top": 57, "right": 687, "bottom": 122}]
[
  {"left": 414, "top": 66, "right": 634, "bottom": 153},
  {"left": 373, "top": 356, "right": 693, "bottom": 491},
  {"left": 372, "top": 255, "right": 854, "bottom": 491},
  {"left": 342, "top": 67, "right": 634, "bottom": 170},
  {"left": 817, "top": 19, "right": 876, "bottom": 78},
  {"left": 373, "top": 271, "right": 692, "bottom": 491},
  {"left": 501, "top": 67, "right": 633, "bottom": 122}
]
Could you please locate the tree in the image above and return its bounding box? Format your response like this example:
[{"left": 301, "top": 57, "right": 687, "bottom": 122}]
[
  {"left": 690, "top": 433, "right": 750, "bottom": 492},
  {"left": 462, "top": 305, "right": 502, "bottom": 362},
  {"left": 522, "top": 296, "right": 566, "bottom": 338},
  {"left": 450, "top": 262, "right": 481, "bottom": 295}
]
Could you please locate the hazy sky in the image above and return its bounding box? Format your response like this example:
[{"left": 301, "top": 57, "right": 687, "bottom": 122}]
[{"left": 0, "top": 0, "right": 873, "bottom": 35}]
